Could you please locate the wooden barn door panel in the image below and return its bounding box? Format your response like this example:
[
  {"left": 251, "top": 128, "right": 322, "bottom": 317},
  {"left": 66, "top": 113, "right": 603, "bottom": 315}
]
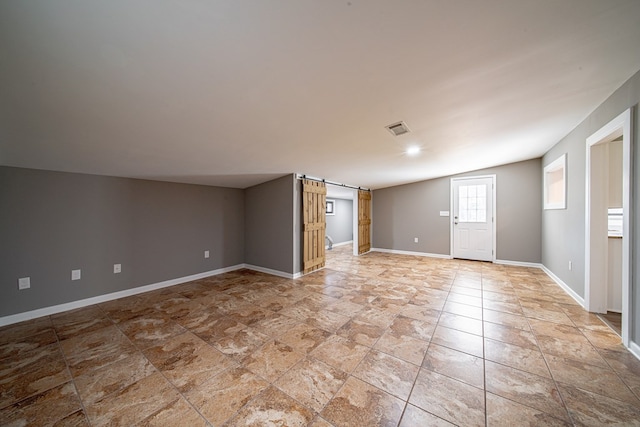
[
  {"left": 303, "top": 179, "right": 326, "bottom": 274},
  {"left": 358, "top": 190, "right": 371, "bottom": 255}
]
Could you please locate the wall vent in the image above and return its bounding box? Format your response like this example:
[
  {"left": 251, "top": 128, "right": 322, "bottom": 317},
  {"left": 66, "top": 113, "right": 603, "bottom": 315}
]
[{"left": 385, "top": 121, "right": 410, "bottom": 136}]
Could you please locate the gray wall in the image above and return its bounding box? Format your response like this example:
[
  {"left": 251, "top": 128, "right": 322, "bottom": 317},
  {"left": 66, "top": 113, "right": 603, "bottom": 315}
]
[
  {"left": 372, "top": 159, "right": 542, "bottom": 263},
  {"left": 245, "top": 174, "right": 295, "bottom": 274},
  {"left": 0, "top": 166, "right": 245, "bottom": 317},
  {"left": 326, "top": 198, "right": 353, "bottom": 245},
  {"left": 542, "top": 68, "right": 640, "bottom": 344}
]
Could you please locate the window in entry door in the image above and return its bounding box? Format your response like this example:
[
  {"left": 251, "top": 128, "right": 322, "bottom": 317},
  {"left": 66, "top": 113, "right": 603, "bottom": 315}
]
[{"left": 458, "top": 184, "right": 487, "bottom": 223}]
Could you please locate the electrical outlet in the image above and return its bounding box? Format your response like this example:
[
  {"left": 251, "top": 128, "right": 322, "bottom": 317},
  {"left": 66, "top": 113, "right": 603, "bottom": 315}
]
[
  {"left": 18, "top": 277, "right": 30, "bottom": 290},
  {"left": 569, "top": 261, "right": 572, "bottom": 271},
  {"left": 71, "top": 269, "right": 81, "bottom": 281},
  {"left": 414, "top": 237, "right": 419, "bottom": 243},
  {"left": 204, "top": 250, "right": 210, "bottom": 259},
  {"left": 114, "top": 264, "right": 122, "bottom": 274}
]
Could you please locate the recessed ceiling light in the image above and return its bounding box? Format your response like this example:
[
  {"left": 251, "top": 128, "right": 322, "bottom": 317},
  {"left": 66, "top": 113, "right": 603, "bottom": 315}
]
[{"left": 406, "top": 146, "right": 420, "bottom": 156}]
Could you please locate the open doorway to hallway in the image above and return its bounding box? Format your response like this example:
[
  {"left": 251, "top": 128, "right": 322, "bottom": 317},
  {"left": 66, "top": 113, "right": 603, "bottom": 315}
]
[
  {"left": 585, "top": 108, "right": 632, "bottom": 345},
  {"left": 325, "top": 184, "right": 356, "bottom": 258}
]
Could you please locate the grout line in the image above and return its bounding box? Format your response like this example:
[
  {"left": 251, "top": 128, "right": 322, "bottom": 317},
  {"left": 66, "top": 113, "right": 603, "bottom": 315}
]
[
  {"left": 52, "top": 323, "right": 92, "bottom": 426},
  {"left": 572, "top": 319, "right": 640, "bottom": 405},
  {"left": 104, "top": 294, "right": 242, "bottom": 426},
  {"left": 514, "top": 277, "right": 576, "bottom": 426},
  {"left": 595, "top": 313, "right": 622, "bottom": 337},
  {"left": 7, "top": 248, "right": 639, "bottom": 425},
  {"left": 400, "top": 271, "right": 451, "bottom": 425},
  {"left": 481, "top": 270, "right": 488, "bottom": 427}
]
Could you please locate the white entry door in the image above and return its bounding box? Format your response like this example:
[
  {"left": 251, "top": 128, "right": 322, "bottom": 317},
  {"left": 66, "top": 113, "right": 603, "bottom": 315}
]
[{"left": 452, "top": 176, "right": 495, "bottom": 261}]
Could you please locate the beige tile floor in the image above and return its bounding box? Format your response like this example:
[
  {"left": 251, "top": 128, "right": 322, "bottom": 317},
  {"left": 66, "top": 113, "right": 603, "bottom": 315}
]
[{"left": 1, "top": 245, "right": 640, "bottom": 426}]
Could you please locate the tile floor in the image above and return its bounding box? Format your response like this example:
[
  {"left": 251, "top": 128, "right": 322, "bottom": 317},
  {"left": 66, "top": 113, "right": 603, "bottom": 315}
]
[
  {"left": 1, "top": 245, "right": 640, "bottom": 426},
  {"left": 599, "top": 311, "right": 622, "bottom": 337}
]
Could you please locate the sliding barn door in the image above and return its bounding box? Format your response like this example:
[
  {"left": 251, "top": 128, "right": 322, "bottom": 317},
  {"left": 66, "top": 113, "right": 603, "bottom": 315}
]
[
  {"left": 358, "top": 190, "right": 371, "bottom": 254},
  {"left": 302, "top": 179, "right": 326, "bottom": 274}
]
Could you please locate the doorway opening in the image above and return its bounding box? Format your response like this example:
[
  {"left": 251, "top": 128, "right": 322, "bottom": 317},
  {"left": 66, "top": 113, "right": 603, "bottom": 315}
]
[
  {"left": 325, "top": 184, "right": 358, "bottom": 262},
  {"left": 450, "top": 175, "right": 496, "bottom": 262},
  {"left": 585, "top": 108, "right": 632, "bottom": 346}
]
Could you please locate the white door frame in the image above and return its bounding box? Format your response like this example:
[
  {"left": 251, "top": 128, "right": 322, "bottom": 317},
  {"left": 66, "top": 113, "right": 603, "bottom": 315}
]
[
  {"left": 585, "top": 108, "right": 632, "bottom": 346},
  {"left": 450, "top": 175, "right": 497, "bottom": 262}
]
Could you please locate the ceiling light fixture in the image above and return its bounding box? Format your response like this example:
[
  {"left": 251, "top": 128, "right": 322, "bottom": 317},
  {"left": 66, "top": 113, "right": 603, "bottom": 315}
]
[{"left": 406, "top": 146, "right": 421, "bottom": 156}]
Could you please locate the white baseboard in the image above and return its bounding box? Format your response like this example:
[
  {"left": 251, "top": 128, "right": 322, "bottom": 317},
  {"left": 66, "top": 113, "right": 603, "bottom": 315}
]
[
  {"left": 243, "top": 264, "right": 296, "bottom": 280},
  {"left": 0, "top": 264, "right": 245, "bottom": 327},
  {"left": 0, "top": 263, "right": 308, "bottom": 327},
  {"left": 629, "top": 341, "right": 640, "bottom": 362},
  {"left": 541, "top": 265, "right": 640, "bottom": 362},
  {"left": 4, "top": 258, "right": 637, "bottom": 363},
  {"left": 326, "top": 240, "right": 353, "bottom": 249},
  {"left": 540, "top": 265, "right": 585, "bottom": 307},
  {"left": 289, "top": 266, "right": 325, "bottom": 279},
  {"left": 371, "top": 247, "right": 452, "bottom": 259},
  {"left": 495, "top": 259, "right": 543, "bottom": 268}
]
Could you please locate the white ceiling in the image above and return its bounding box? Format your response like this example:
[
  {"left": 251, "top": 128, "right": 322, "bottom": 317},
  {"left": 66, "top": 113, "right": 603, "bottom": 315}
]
[{"left": 1, "top": 1, "right": 639, "bottom": 190}]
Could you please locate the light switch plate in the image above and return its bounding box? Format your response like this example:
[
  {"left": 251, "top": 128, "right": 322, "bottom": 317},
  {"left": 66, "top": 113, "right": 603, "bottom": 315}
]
[
  {"left": 204, "top": 250, "right": 210, "bottom": 259},
  {"left": 114, "top": 264, "right": 122, "bottom": 274},
  {"left": 440, "top": 211, "right": 450, "bottom": 217},
  {"left": 71, "top": 269, "right": 81, "bottom": 281}
]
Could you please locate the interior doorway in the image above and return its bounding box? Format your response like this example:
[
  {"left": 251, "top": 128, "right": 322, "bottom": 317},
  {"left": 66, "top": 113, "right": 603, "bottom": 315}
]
[
  {"left": 450, "top": 175, "right": 496, "bottom": 262},
  {"left": 325, "top": 184, "right": 358, "bottom": 256},
  {"left": 585, "top": 108, "right": 632, "bottom": 346}
]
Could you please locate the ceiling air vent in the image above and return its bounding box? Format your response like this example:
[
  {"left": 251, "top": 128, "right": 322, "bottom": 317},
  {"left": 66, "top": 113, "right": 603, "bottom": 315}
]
[{"left": 386, "top": 121, "right": 410, "bottom": 137}]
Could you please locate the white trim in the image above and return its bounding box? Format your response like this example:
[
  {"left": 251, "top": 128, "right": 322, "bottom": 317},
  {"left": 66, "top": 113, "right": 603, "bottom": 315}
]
[
  {"left": 541, "top": 265, "right": 585, "bottom": 307},
  {"left": 585, "top": 107, "right": 633, "bottom": 346},
  {"left": 292, "top": 173, "right": 298, "bottom": 284},
  {"left": 326, "top": 240, "right": 353, "bottom": 249},
  {"left": 450, "top": 179, "right": 454, "bottom": 258},
  {"left": 353, "top": 188, "right": 359, "bottom": 256},
  {"left": 371, "top": 247, "right": 452, "bottom": 259},
  {"left": 543, "top": 153, "right": 567, "bottom": 209},
  {"left": 629, "top": 341, "right": 640, "bottom": 362},
  {"left": 243, "top": 264, "right": 296, "bottom": 280},
  {"left": 496, "top": 260, "right": 590, "bottom": 308},
  {"left": 495, "top": 259, "right": 543, "bottom": 268},
  {"left": 450, "top": 174, "right": 497, "bottom": 262},
  {"left": 290, "top": 266, "right": 324, "bottom": 279},
  {"left": 0, "top": 264, "right": 245, "bottom": 327}
]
